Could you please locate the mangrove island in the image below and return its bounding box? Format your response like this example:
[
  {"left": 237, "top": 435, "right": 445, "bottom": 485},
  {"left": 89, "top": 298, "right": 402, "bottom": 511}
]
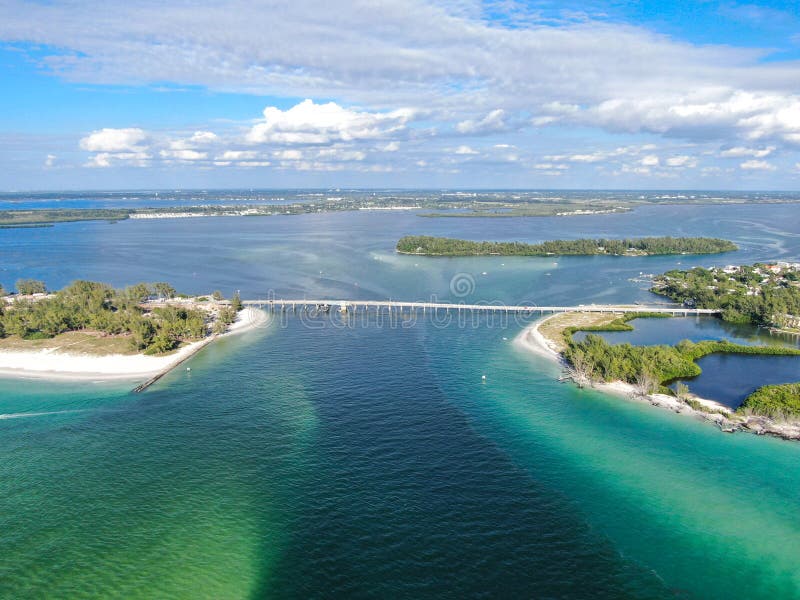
[{"left": 397, "top": 235, "right": 738, "bottom": 257}]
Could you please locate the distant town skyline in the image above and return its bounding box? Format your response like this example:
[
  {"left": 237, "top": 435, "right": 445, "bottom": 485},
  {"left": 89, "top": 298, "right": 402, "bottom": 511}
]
[{"left": 1, "top": 0, "right": 800, "bottom": 190}]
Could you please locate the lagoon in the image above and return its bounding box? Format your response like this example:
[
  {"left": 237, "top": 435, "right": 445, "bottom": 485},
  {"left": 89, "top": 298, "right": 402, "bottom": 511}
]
[{"left": 678, "top": 353, "right": 800, "bottom": 408}]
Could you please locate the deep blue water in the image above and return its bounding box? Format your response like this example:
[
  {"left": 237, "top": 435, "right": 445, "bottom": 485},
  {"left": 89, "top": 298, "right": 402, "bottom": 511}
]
[{"left": 1, "top": 199, "right": 800, "bottom": 598}]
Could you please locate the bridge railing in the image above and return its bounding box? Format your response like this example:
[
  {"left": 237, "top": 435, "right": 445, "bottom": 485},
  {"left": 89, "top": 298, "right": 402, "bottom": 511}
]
[{"left": 241, "top": 298, "right": 719, "bottom": 315}]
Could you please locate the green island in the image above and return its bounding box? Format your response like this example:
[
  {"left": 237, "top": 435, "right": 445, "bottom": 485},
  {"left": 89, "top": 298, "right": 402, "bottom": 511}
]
[
  {"left": 0, "top": 279, "right": 242, "bottom": 355},
  {"left": 396, "top": 235, "right": 737, "bottom": 256},
  {"left": 536, "top": 310, "right": 800, "bottom": 430},
  {"left": 651, "top": 262, "right": 800, "bottom": 330}
]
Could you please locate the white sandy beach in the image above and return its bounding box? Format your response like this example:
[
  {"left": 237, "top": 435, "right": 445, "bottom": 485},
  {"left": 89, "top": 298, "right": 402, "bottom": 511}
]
[
  {"left": 224, "top": 307, "right": 271, "bottom": 335},
  {"left": 0, "top": 308, "right": 270, "bottom": 381},
  {"left": 0, "top": 340, "right": 207, "bottom": 381},
  {"left": 513, "top": 316, "right": 563, "bottom": 361}
]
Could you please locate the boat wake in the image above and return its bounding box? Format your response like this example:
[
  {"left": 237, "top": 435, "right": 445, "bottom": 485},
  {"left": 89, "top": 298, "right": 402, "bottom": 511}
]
[{"left": 0, "top": 409, "right": 87, "bottom": 420}]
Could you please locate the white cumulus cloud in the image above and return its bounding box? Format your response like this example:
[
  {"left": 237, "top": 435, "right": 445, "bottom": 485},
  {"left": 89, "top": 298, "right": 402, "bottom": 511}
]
[
  {"left": 80, "top": 128, "right": 147, "bottom": 152},
  {"left": 720, "top": 146, "right": 775, "bottom": 158},
  {"left": 456, "top": 109, "right": 507, "bottom": 135},
  {"left": 86, "top": 151, "right": 150, "bottom": 168},
  {"left": 188, "top": 131, "right": 217, "bottom": 144},
  {"left": 246, "top": 99, "right": 413, "bottom": 145},
  {"left": 217, "top": 150, "right": 259, "bottom": 161},
  {"left": 533, "top": 162, "right": 568, "bottom": 170},
  {"left": 80, "top": 128, "right": 151, "bottom": 167},
  {"left": 316, "top": 148, "right": 366, "bottom": 161},
  {"left": 665, "top": 155, "right": 697, "bottom": 167},
  {"left": 169, "top": 130, "right": 218, "bottom": 150},
  {"left": 273, "top": 149, "right": 304, "bottom": 160},
  {"left": 159, "top": 149, "right": 207, "bottom": 161},
  {"left": 566, "top": 153, "right": 607, "bottom": 163},
  {"left": 740, "top": 159, "right": 776, "bottom": 171},
  {"left": 454, "top": 145, "right": 478, "bottom": 155}
]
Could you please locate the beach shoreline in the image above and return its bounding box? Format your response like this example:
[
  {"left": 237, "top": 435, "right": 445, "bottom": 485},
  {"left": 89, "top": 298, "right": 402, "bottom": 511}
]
[
  {"left": 0, "top": 308, "right": 269, "bottom": 383},
  {"left": 515, "top": 313, "right": 800, "bottom": 441}
]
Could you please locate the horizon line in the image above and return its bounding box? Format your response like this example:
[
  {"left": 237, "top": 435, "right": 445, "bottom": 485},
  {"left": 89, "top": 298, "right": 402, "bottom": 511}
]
[{"left": 2, "top": 187, "right": 800, "bottom": 195}]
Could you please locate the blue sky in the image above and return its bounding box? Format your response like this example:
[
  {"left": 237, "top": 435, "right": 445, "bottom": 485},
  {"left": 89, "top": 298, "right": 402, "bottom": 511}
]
[{"left": 1, "top": 0, "right": 799, "bottom": 190}]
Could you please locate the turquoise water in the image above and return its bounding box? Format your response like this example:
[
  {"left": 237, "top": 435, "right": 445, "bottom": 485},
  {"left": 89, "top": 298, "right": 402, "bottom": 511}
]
[{"left": 2, "top": 201, "right": 800, "bottom": 598}]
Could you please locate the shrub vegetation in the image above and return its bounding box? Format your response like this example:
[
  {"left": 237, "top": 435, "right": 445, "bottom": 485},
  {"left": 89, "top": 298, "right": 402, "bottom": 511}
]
[{"left": 739, "top": 384, "right": 800, "bottom": 419}]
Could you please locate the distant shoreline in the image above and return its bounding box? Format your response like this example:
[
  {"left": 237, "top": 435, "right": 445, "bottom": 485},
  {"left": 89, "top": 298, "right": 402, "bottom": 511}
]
[{"left": 3, "top": 195, "right": 800, "bottom": 228}]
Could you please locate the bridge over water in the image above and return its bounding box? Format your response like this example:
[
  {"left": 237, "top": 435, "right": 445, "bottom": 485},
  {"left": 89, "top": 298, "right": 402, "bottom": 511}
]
[
  {"left": 242, "top": 299, "right": 720, "bottom": 316},
  {"left": 134, "top": 299, "right": 718, "bottom": 393}
]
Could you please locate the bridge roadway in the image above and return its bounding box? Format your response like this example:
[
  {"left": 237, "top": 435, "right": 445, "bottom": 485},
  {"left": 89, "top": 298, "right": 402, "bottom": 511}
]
[{"left": 242, "top": 299, "right": 720, "bottom": 316}]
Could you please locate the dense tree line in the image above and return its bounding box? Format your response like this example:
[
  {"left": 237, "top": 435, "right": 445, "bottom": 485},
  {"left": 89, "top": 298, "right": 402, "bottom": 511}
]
[
  {"left": 740, "top": 384, "right": 800, "bottom": 419},
  {"left": 0, "top": 280, "right": 214, "bottom": 354},
  {"left": 396, "top": 235, "right": 737, "bottom": 256},
  {"left": 564, "top": 334, "right": 700, "bottom": 386},
  {"left": 652, "top": 265, "right": 800, "bottom": 327}
]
